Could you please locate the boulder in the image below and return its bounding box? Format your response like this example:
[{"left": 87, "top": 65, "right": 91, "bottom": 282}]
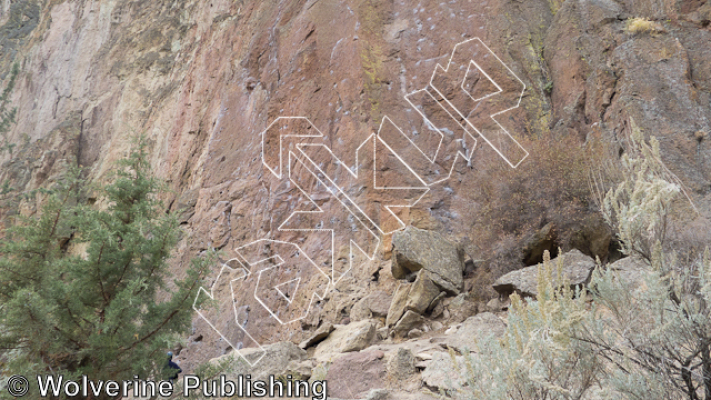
[
  {"left": 299, "top": 322, "right": 334, "bottom": 349},
  {"left": 314, "top": 319, "right": 378, "bottom": 358},
  {"left": 386, "top": 270, "right": 442, "bottom": 327},
  {"left": 392, "top": 310, "right": 426, "bottom": 335},
  {"left": 438, "top": 312, "right": 507, "bottom": 353},
  {"left": 521, "top": 222, "right": 558, "bottom": 266},
  {"left": 326, "top": 350, "right": 387, "bottom": 399},
  {"left": 493, "top": 249, "right": 596, "bottom": 298},
  {"left": 607, "top": 256, "right": 649, "bottom": 289},
  {"left": 421, "top": 352, "right": 468, "bottom": 392},
  {"left": 350, "top": 291, "right": 393, "bottom": 321},
  {"left": 386, "top": 284, "right": 412, "bottom": 327},
  {"left": 391, "top": 227, "right": 464, "bottom": 294},
  {"left": 446, "top": 293, "right": 480, "bottom": 323}
]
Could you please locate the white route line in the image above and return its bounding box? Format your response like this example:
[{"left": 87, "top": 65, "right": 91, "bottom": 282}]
[
  {"left": 429, "top": 37, "right": 529, "bottom": 169},
  {"left": 195, "top": 38, "right": 530, "bottom": 366},
  {"left": 296, "top": 132, "right": 429, "bottom": 235},
  {"left": 193, "top": 258, "right": 267, "bottom": 367},
  {"left": 279, "top": 150, "right": 382, "bottom": 284},
  {"left": 235, "top": 239, "right": 330, "bottom": 325}
]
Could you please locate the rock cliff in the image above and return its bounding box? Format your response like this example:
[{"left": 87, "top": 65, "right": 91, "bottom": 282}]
[{"left": 0, "top": 0, "right": 709, "bottom": 384}]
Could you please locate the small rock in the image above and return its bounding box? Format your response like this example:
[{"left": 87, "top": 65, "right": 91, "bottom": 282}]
[
  {"left": 387, "top": 348, "right": 416, "bottom": 380},
  {"left": 442, "top": 308, "right": 450, "bottom": 320},
  {"left": 392, "top": 310, "right": 425, "bottom": 335},
  {"left": 431, "top": 321, "right": 443, "bottom": 331},
  {"left": 365, "top": 388, "right": 390, "bottom": 400},
  {"left": 377, "top": 327, "right": 389, "bottom": 341},
  {"left": 408, "top": 329, "right": 423, "bottom": 339}
]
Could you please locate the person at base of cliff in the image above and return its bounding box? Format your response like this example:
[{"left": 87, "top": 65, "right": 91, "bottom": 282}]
[{"left": 165, "top": 351, "right": 182, "bottom": 382}]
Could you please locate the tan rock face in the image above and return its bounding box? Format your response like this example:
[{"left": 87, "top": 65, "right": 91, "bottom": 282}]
[{"left": 1, "top": 0, "right": 710, "bottom": 373}]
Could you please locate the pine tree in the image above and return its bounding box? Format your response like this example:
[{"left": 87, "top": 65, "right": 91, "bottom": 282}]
[{"left": 0, "top": 138, "right": 213, "bottom": 398}]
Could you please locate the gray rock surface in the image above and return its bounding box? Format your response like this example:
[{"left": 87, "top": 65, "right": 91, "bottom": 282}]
[
  {"left": 386, "top": 270, "right": 442, "bottom": 327},
  {"left": 421, "top": 351, "right": 468, "bottom": 392},
  {"left": 436, "top": 312, "right": 507, "bottom": 353},
  {"left": 351, "top": 291, "right": 393, "bottom": 321},
  {"left": 313, "top": 319, "right": 378, "bottom": 359},
  {"left": 493, "top": 249, "right": 596, "bottom": 298},
  {"left": 392, "top": 310, "right": 426, "bottom": 336},
  {"left": 607, "top": 256, "right": 649, "bottom": 289},
  {"left": 210, "top": 341, "right": 307, "bottom": 381},
  {"left": 391, "top": 227, "right": 464, "bottom": 294},
  {"left": 387, "top": 348, "right": 416, "bottom": 380}
]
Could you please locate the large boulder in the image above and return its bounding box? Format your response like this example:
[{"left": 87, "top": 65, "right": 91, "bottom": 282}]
[
  {"left": 391, "top": 227, "right": 464, "bottom": 294},
  {"left": 386, "top": 270, "right": 442, "bottom": 327},
  {"left": 436, "top": 312, "right": 507, "bottom": 353},
  {"left": 607, "top": 256, "right": 649, "bottom": 290},
  {"left": 350, "top": 291, "right": 393, "bottom": 322},
  {"left": 493, "top": 249, "right": 596, "bottom": 299},
  {"left": 313, "top": 319, "right": 378, "bottom": 359}
]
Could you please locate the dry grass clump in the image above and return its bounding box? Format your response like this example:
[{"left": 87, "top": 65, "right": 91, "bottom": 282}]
[{"left": 625, "top": 17, "right": 665, "bottom": 35}]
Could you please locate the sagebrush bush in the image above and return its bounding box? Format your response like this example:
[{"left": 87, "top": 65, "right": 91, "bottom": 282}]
[{"left": 463, "top": 122, "right": 711, "bottom": 399}]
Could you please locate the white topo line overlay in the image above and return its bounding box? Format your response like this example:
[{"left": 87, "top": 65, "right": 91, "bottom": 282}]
[{"left": 195, "top": 38, "right": 528, "bottom": 366}]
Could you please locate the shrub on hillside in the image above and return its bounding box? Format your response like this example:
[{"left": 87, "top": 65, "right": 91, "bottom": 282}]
[{"left": 461, "top": 123, "right": 711, "bottom": 399}]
